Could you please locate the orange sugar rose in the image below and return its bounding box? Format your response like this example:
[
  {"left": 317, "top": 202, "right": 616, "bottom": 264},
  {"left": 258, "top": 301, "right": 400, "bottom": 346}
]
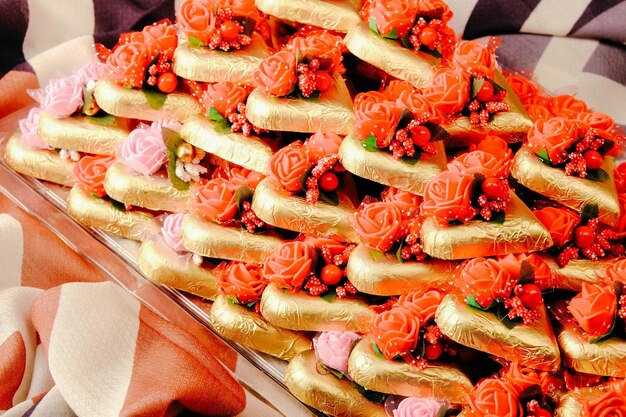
[
  {"left": 382, "top": 186, "right": 422, "bottom": 218},
  {"left": 527, "top": 116, "right": 577, "bottom": 164},
  {"left": 526, "top": 104, "right": 553, "bottom": 122},
  {"left": 471, "top": 134, "right": 513, "bottom": 162},
  {"left": 106, "top": 41, "right": 149, "bottom": 88},
  {"left": 397, "top": 289, "right": 443, "bottom": 324},
  {"left": 605, "top": 258, "right": 626, "bottom": 284},
  {"left": 582, "top": 389, "right": 626, "bottom": 417},
  {"left": 547, "top": 94, "right": 588, "bottom": 119},
  {"left": 453, "top": 40, "right": 495, "bottom": 79},
  {"left": 262, "top": 241, "right": 315, "bottom": 292},
  {"left": 465, "top": 378, "right": 522, "bottom": 417},
  {"left": 177, "top": 0, "right": 217, "bottom": 45},
  {"left": 304, "top": 132, "right": 343, "bottom": 162},
  {"left": 424, "top": 67, "right": 469, "bottom": 115},
  {"left": 369, "top": 306, "right": 420, "bottom": 360},
  {"left": 396, "top": 90, "right": 442, "bottom": 123},
  {"left": 568, "top": 282, "right": 617, "bottom": 337},
  {"left": 202, "top": 81, "right": 247, "bottom": 117},
  {"left": 142, "top": 21, "right": 177, "bottom": 58},
  {"left": 383, "top": 80, "right": 416, "bottom": 101},
  {"left": 268, "top": 141, "right": 310, "bottom": 193},
  {"left": 576, "top": 111, "right": 616, "bottom": 137},
  {"left": 291, "top": 32, "right": 344, "bottom": 73},
  {"left": 497, "top": 253, "right": 555, "bottom": 290},
  {"left": 615, "top": 163, "right": 626, "bottom": 193},
  {"left": 353, "top": 91, "right": 401, "bottom": 147},
  {"left": 457, "top": 257, "right": 515, "bottom": 308},
  {"left": 74, "top": 155, "right": 115, "bottom": 197},
  {"left": 501, "top": 363, "right": 554, "bottom": 397},
  {"left": 416, "top": 0, "right": 453, "bottom": 23},
  {"left": 506, "top": 75, "right": 539, "bottom": 105},
  {"left": 367, "top": 0, "right": 418, "bottom": 39},
  {"left": 421, "top": 170, "right": 476, "bottom": 225},
  {"left": 532, "top": 206, "right": 579, "bottom": 247},
  {"left": 253, "top": 51, "right": 297, "bottom": 97},
  {"left": 447, "top": 150, "right": 506, "bottom": 178},
  {"left": 353, "top": 201, "right": 403, "bottom": 252},
  {"left": 616, "top": 194, "right": 626, "bottom": 233},
  {"left": 192, "top": 178, "right": 238, "bottom": 222},
  {"left": 218, "top": 262, "right": 267, "bottom": 304}
]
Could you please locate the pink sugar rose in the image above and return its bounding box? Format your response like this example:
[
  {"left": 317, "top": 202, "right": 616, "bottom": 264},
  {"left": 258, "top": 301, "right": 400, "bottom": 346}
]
[
  {"left": 161, "top": 213, "right": 187, "bottom": 252},
  {"left": 42, "top": 75, "right": 84, "bottom": 118},
  {"left": 313, "top": 331, "right": 361, "bottom": 375},
  {"left": 120, "top": 123, "right": 168, "bottom": 175},
  {"left": 75, "top": 61, "right": 106, "bottom": 84},
  {"left": 18, "top": 107, "right": 50, "bottom": 149},
  {"left": 393, "top": 397, "right": 441, "bottom": 417}
]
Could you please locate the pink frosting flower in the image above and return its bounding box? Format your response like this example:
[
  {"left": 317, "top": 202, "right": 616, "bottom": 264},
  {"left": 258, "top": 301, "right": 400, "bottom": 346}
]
[
  {"left": 393, "top": 398, "right": 441, "bottom": 417},
  {"left": 120, "top": 123, "right": 168, "bottom": 175},
  {"left": 75, "top": 61, "right": 106, "bottom": 84},
  {"left": 42, "top": 75, "right": 84, "bottom": 118},
  {"left": 161, "top": 213, "right": 187, "bottom": 252},
  {"left": 18, "top": 107, "right": 50, "bottom": 149},
  {"left": 313, "top": 331, "right": 361, "bottom": 375}
]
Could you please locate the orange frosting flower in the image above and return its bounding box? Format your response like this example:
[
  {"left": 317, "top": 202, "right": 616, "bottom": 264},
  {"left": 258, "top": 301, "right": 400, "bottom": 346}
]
[
  {"left": 74, "top": 155, "right": 114, "bottom": 197},
  {"left": 526, "top": 104, "right": 553, "bottom": 122},
  {"left": 397, "top": 289, "right": 443, "bottom": 324},
  {"left": 421, "top": 170, "right": 476, "bottom": 225},
  {"left": 527, "top": 116, "right": 577, "bottom": 164},
  {"left": 501, "top": 363, "right": 553, "bottom": 397},
  {"left": 396, "top": 91, "right": 442, "bottom": 123},
  {"left": 616, "top": 194, "right": 626, "bottom": 233},
  {"left": 547, "top": 95, "right": 588, "bottom": 118},
  {"left": 106, "top": 41, "right": 149, "bottom": 88},
  {"left": 576, "top": 111, "right": 616, "bottom": 137},
  {"left": 291, "top": 32, "right": 344, "bottom": 73},
  {"left": 447, "top": 150, "right": 506, "bottom": 178},
  {"left": 353, "top": 201, "right": 403, "bottom": 252},
  {"left": 466, "top": 378, "right": 522, "bottom": 417},
  {"left": 568, "top": 283, "right": 617, "bottom": 337},
  {"left": 382, "top": 186, "right": 422, "bottom": 218},
  {"left": 453, "top": 40, "right": 495, "bottom": 78},
  {"left": 304, "top": 132, "right": 343, "bottom": 162},
  {"left": 424, "top": 67, "right": 469, "bottom": 115},
  {"left": 615, "top": 163, "right": 626, "bottom": 194},
  {"left": 369, "top": 306, "right": 420, "bottom": 360},
  {"left": 354, "top": 91, "right": 401, "bottom": 147},
  {"left": 142, "top": 21, "right": 177, "bottom": 58},
  {"left": 368, "top": 0, "right": 418, "bottom": 38},
  {"left": 202, "top": 81, "right": 248, "bottom": 117},
  {"left": 177, "top": 0, "right": 217, "bottom": 45},
  {"left": 226, "top": 166, "right": 265, "bottom": 189},
  {"left": 506, "top": 75, "right": 539, "bottom": 105},
  {"left": 218, "top": 262, "right": 267, "bottom": 304},
  {"left": 303, "top": 236, "right": 347, "bottom": 257},
  {"left": 472, "top": 134, "right": 513, "bottom": 162},
  {"left": 383, "top": 80, "right": 416, "bottom": 101},
  {"left": 262, "top": 241, "right": 315, "bottom": 292},
  {"left": 268, "top": 141, "right": 310, "bottom": 193},
  {"left": 605, "top": 258, "right": 626, "bottom": 284},
  {"left": 498, "top": 253, "right": 555, "bottom": 290},
  {"left": 253, "top": 51, "right": 297, "bottom": 97},
  {"left": 532, "top": 206, "right": 579, "bottom": 247},
  {"left": 417, "top": 0, "right": 453, "bottom": 23},
  {"left": 458, "top": 257, "right": 515, "bottom": 308},
  {"left": 192, "top": 178, "right": 238, "bottom": 222},
  {"left": 582, "top": 389, "right": 626, "bottom": 417}
]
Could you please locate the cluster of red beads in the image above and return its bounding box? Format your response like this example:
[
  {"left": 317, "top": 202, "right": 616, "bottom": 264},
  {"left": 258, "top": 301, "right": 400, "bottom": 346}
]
[
  {"left": 304, "top": 276, "right": 327, "bottom": 296},
  {"left": 239, "top": 201, "right": 266, "bottom": 233},
  {"left": 557, "top": 218, "right": 618, "bottom": 265},
  {"left": 227, "top": 103, "right": 268, "bottom": 136},
  {"left": 389, "top": 113, "right": 436, "bottom": 160},
  {"left": 619, "top": 295, "right": 626, "bottom": 321},
  {"left": 408, "top": 18, "right": 443, "bottom": 52},
  {"left": 504, "top": 292, "right": 541, "bottom": 325},
  {"left": 297, "top": 59, "right": 333, "bottom": 98},
  {"left": 525, "top": 400, "right": 551, "bottom": 417},
  {"left": 468, "top": 87, "right": 509, "bottom": 127},
  {"left": 305, "top": 155, "right": 345, "bottom": 204},
  {"left": 304, "top": 244, "right": 358, "bottom": 298},
  {"left": 146, "top": 51, "right": 176, "bottom": 91},
  {"left": 320, "top": 243, "right": 355, "bottom": 267},
  {"left": 424, "top": 324, "right": 443, "bottom": 345},
  {"left": 401, "top": 218, "right": 428, "bottom": 261},
  {"left": 208, "top": 9, "right": 252, "bottom": 51},
  {"left": 564, "top": 128, "right": 606, "bottom": 177},
  {"left": 476, "top": 177, "right": 510, "bottom": 221}
]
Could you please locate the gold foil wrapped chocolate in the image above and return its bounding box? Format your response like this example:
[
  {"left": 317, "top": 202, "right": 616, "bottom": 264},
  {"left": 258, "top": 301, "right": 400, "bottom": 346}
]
[
  {"left": 285, "top": 350, "right": 388, "bottom": 417},
  {"left": 256, "top": 0, "right": 361, "bottom": 32},
  {"left": 138, "top": 239, "right": 218, "bottom": 300},
  {"left": 210, "top": 295, "right": 312, "bottom": 361},
  {"left": 348, "top": 339, "right": 474, "bottom": 402},
  {"left": 436, "top": 294, "right": 561, "bottom": 371},
  {"left": 558, "top": 325, "right": 626, "bottom": 377},
  {"left": 345, "top": 22, "right": 437, "bottom": 89},
  {"left": 66, "top": 186, "right": 159, "bottom": 241},
  {"left": 103, "top": 162, "right": 190, "bottom": 212},
  {"left": 512, "top": 146, "right": 619, "bottom": 226},
  {"left": 251, "top": 177, "right": 359, "bottom": 242},
  {"left": 260, "top": 283, "right": 375, "bottom": 332},
  {"left": 545, "top": 256, "right": 610, "bottom": 291},
  {"left": 4, "top": 134, "right": 76, "bottom": 187},
  {"left": 38, "top": 112, "right": 128, "bottom": 155},
  {"left": 555, "top": 385, "right": 621, "bottom": 417},
  {"left": 246, "top": 76, "right": 353, "bottom": 135},
  {"left": 173, "top": 34, "right": 270, "bottom": 85},
  {"left": 421, "top": 192, "right": 553, "bottom": 260},
  {"left": 94, "top": 80, "right": 201, "bottom": 122},
  {"left": 180, "top": 115, "right": 277, "bottom": 174},
  {"left": 180, "top": 213, "right": 285, "bottom": 263},
  {"left": 339, "top": 136, "right": 447, "bottom": 196},
  {"left": 346, "top": 244, "right": 457, "bottom": 296}
]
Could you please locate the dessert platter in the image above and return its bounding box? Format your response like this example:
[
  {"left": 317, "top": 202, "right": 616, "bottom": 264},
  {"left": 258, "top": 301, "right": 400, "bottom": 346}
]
[{"left": 4, "top": 0, "right": 626, "bottom": 416}]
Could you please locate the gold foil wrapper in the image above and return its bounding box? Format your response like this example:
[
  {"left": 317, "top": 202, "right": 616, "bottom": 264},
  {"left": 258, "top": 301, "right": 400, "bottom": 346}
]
[
  {"left": 512, "top": 145, "right": 619, "bottom": 226},
  {"left": 246, "top": 76, "right": 353, "bottom": 135},
  {"left": 260, "top": 283, "right": 375, "bottom": 332},
  {"left": 180, "top": 115, "right": 276, "bottom": 174},
  {"left": 346, "top": 244, "right": 457, "bottom": 296},
  {"left": 545, "top": 256, "right": 610, "bottom": 291},
  {"left": 94, "top": 80, "right": 201, "bottom": 122},
  {"left": 38, "top": 112, "right": 127, "bottom": 155},
  {"left": 256, "top": 0, "right": 361, "bottom": 32},
  {"left": 103, "top": 162, "right": 190, "bottom": 212},
  {"left": 558, "top": 326, "right": 626, "bottom": 377},
  {"left": 344, "top": 22, "right": 437, "bottom": 89},
  {"left": 555, "top": 386, "right": 616, "bottom": 417},
  {"left": 66, "top": 186, "right": 159, "bottom": 241},
  {"left": 421, "top": 192, "right": 553, "bottom": 260},
  {"left": 339, "top": 136, "right": 447, "bottom": 196},
  {"left": 3, "top": 134, "right": 76, "bottom": 187},
  {"left": 210, "top": 295, "right": 312, "bottom": 361},
  {"left": 285, "top": 350, "right": 388, "bottom": 417},
  {"left": 348, "top": 339, "right": 474, "bottom": 402},
  {"left": 138, "top": 239, "right": 218, "bottom": 300},
  {"left": 443, "top": 72, "right": 534, "bottom": 147},
  {"left": 173, "top": 34, "right": 270, "bottom": 85},
  {"left": 180, "top": 213, "right": 285, "bottom": 263},
  {"left": 251, "top": 177, "right": 359, "bottom": 243},
  {"left": 436, "top": 294, "right": 561, "bottom": 371}
]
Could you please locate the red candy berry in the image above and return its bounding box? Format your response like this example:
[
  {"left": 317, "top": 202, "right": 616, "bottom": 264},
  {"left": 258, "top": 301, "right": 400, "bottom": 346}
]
[
  {"left": 584, "top": 150, "right": 603, "bottom": 170},
  {"left": 157, "top": 72, "right": 177, "bottom": 93},
  {"left": 321, "top": 264, "right": 342, "bottom": 286},
  {"left": 520, "top": 284, "right": 543, "bottom": 309},
  {"left": 411, "top": 125, "right": 431, "bottom": 147},
  {"left": 536, "top": 409, "right": 551, "bottom": 417},
  {"left": 575, "top": 225, "right": 595, "bottom": 248},
  {"left": 481, "top": 177, "right": 503, "bottom": 199},
  {"left": 319, "top": 172, "right": 339, "bottom": 192},
  {"left": 220, "top": 21, "right": 240, "bottom": 42},
  {"left": 418, "top": 27, "right": 438, "bottom": 50},
  {"left": 315, "top": 71, "right": 333, "bottom": 92},
  {"left": 424, "top": 342, "right": 443, "bottom": 361},
  {"left": 476, "top": 81, "right": 494, "bottom": 102}
]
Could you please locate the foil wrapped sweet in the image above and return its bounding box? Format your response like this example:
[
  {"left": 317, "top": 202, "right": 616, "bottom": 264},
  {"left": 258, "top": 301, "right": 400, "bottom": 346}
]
[
  {"left": 346, "top": 244, "right": 457, "bottom": 296},
  {"left": 545, "top": 257, "right": 610, "bottom": 291},
  {"left": 260, "top": 283, "right": 375, "bottom": 333},
  {"left": 210, "top": 295, "right": 312, "bottom": 361},
  {"left": 285, "top": 350, "right": 388, "bottom": 417},
  {"left": 172, "top": 34, "right": 270, "bottom": 85},
  {"left": 4, "top": 134, "right": 77, "bottom": 187},
  {"left": 256, "top": 0, "right": 361, "bottom": 32},
  {"left": 512, "top": 145, "right": 619, "bottom": 226},
  {"left": 339, "top": 136, "right": 447, "bottom": 196},
  {"left": 421, "top": 192, "right": 553, "bottom": 260},
  {"left": 348, "top": 339, "right": 474, "bottom": 402},
  {"left": 555, "top": 386, "right": 613, "bottom": 417},
  {"left": 436, "top": 294, "right": 561, "bottom": 371},
  {"left": 558, "top": 324, "right": 626, "bottom": 377}
]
